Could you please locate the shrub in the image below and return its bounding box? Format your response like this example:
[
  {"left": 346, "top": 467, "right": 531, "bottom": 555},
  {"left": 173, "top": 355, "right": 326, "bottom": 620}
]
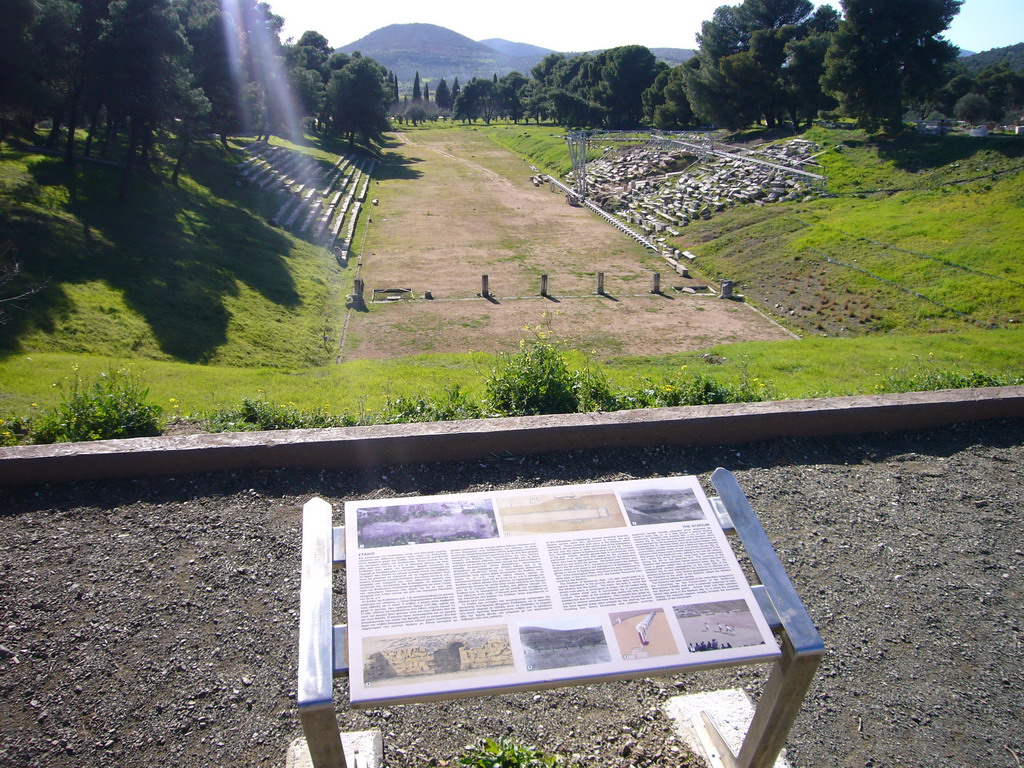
[
  {"left": 874, "top": 369, "right": 1021, "bottom": 394},
  {"left": 205, "top": 396, "right": 353, "bottom": 432},
  {"left": 33, "top": 368, "right": 162, "bottom": 443},
  {"left": 459, "top": 738, "right": 568, "bottom": 768},
  {"left": 485, "top": 339, "right": 587, "bottom": 416},
  {"left": 0, "top": 415, "right": 32, "bottom": 446},
  {"left": 613, "top": 369, "right": 774, "bottom": 409},
  {"left": 371, "top": 386, "right": 483, "bottom": 424}
]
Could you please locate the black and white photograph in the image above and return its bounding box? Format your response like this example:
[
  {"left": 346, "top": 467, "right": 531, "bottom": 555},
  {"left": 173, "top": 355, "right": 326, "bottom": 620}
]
[
  {"left": 620, "top": 485, "right": 705, "bottom": 526},
  {"left": 357, "top": 498, "right": 498, "bottom": 548},
  {"left": 674, "top": 599, "right": 766, "bottom": 653},
  {"left": 519, "top": 616, "right": 612, "bottom": 671}
]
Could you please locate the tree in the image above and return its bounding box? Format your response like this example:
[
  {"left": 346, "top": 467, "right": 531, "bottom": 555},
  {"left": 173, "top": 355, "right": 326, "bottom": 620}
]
[
  {"left": 597, "top": 45, "right": 663, "bottom": 128},
  {"left": 181, "top": 0, "right": 243, "bottom": 146},
  {"left": 412, "top": 71, "right": 421, "bottom": 101},
  {"left": 685, "top": 0, "right": 835, "bottom": 129},
  {"left": 953, "top": 92, "right": 990, "bottom": 123},
  {"left": 823, "top": 0, "right": 962, "bottom": 133},
  {"left": 520, "top": 81, "right": 550, "bottom": 124},
  {"left": 99, "top": 0, "right": 196, "bottom": 200},
  {"left": 455, "top": 78, "right": 498, "bottom": 122},
  {"left": 0, "top": 0, "right": 41, "bottom": 147},
  {"left": 644, "top": 65, "right": 696, "bottom": 128},
  {"left": 325, "top": 54, "right": 390, "bottom": 146},
  {"left": 497, "top": 72, "right": 529, "bottom": 122},
  {"left": 781, "top": 33, "right": 834, "bottom": 128},
  {"left": 434, "top": 78, "right": 451, "bottom": 110}
]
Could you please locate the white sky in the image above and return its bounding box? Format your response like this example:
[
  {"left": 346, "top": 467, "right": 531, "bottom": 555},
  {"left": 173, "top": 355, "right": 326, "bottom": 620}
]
[{"left": 271, "top": 0, "right": 1023, "bottom": 56}]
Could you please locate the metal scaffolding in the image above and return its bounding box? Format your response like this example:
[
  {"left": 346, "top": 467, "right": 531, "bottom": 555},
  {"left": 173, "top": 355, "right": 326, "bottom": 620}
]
[{"left": 563, "top": 130, "right": 826, "bottom": 200}]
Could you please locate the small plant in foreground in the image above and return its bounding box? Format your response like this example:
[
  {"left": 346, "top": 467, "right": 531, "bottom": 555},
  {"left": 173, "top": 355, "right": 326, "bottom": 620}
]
[
  {"left": 459, "top": 738, "right": 569, "bottom": 768},
  {"left": 874, "top": 368, "right": 1022, "bottom": 394},
  {"left": 205, "top": 395, "right": 353, "bottom": 432},
  {"left": 0, "top": 415, "right": 32, "bottom": 446},
  {"left": 372, "top": 386, "right": 483, "bottom": 424},
  {"left": 33, "top": 367, "right": 162, "bottom": 444},
  {"left": 486, "top": 337, "right": 615, "bottom": 416}
]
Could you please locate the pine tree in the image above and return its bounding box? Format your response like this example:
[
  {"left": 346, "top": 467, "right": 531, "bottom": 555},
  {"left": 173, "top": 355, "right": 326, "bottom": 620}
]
[
  {"left": 412, "top": 71, "right": 421, "bottom": 101},
  {"left": 434, "top": 78, "right": 450, "bottom": 110},
  {"left": 823, "top": 0, "right": 961, "bottom": 132},
  {"left": 424, "top": 82, "right": 429, "bottom": 103}
]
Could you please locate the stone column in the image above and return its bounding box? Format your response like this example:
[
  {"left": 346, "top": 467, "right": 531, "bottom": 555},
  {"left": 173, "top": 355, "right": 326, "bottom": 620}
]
[
  {"left": 540, "top": 274, "right": 549, "bottom": 296},
  {"left": 651, "top": 272, "right": 661, "bottom": 294},
  {"left": 481, "top": 275, "right": 490, "bottom": 298},
  {"left": 597, "top": 272, "right": 605, "bottom": 295}
]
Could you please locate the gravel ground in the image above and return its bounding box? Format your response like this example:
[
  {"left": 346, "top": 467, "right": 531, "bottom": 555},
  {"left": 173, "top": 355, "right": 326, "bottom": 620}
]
[{"left": 2, "top": 418, "right": 1022, "bottom": 768}]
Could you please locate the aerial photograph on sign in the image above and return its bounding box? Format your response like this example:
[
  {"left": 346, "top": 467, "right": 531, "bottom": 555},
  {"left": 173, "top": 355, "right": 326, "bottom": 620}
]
[
  {"left": 519, "top": 615, "right": 612, "bottom": 671},
  {"left": 494, "top": 491, "right": 626, "bottom": 536},
  {"left": 356, "top": 498, "right": 499, "bottom": 548},
  {"left": 674, "top": 599, "right": 766, "bottom": 653},
  {"left": 619, "top": 486, "right": 705, "bottom": 526},
  {"left": 609, "top": 608, "right": 679, "bottom": 660},
  {"left": 362, "top": 626, "right": 515, "bottom": 687}
]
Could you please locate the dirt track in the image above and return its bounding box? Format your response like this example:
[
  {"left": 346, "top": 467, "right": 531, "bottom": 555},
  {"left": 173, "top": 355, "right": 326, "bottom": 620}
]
[
  {"left": 3, "top": 418, "right": 1022, "bottom": 767},
  {"left": 343, "top": 129, "right": 793, "bottom": 359}
]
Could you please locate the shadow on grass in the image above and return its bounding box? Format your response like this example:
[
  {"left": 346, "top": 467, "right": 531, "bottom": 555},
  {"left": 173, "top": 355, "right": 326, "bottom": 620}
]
[
  {"left": 1, "top": 148, "right": 298, "bottom": 363},
  {"left": 876, "top": 133, "right": 1024, "bottom": 172}
]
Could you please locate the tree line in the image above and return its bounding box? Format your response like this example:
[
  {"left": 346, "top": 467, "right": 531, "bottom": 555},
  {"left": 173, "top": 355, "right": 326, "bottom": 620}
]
[
  {"left": 2, "top": 0, "right": 1017, "bottom": 204},
  {"left": 0, "top": 0, "right": 394, "bottom": 199}
]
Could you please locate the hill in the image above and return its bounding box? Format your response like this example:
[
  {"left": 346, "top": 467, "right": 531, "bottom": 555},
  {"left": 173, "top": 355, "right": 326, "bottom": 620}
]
[
  {"left": 960, "top": 42, "right": 1024, "bottom": 71},
  {"left": 338, "top": 23, "right": 546, "bottom": 84},
  {"left": 0, "top": 136, "right": 350, "bottom": 369},
  {"left": 338, "top": 24, "right": 695, "bottom": 86},
  {"left": 649, "top": 47, "right": 697, "bottom": 67},
  {"left": 478, "top": 38, "right": 554, "bottom": 60}
]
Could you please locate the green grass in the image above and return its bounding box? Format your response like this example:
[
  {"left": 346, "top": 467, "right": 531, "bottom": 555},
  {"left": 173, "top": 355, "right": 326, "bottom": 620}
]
[
  {"left": 2, "top": 124, "right": 1023, "bottom": 438},
  {"left": 674, "top": 127, "right": 1024, "bottom": 335},
  {"left": 477, "top": 124, "right": 574, "bottom": 178},
  {"left": 0, "top": 137, "right": 350, "bottom": 367},
  {"left": 2, "top": 329, "right": 1021, "bottom": 423}
]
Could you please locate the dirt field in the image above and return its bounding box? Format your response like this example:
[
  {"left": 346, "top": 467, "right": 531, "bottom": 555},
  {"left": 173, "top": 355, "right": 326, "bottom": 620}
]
[{"left": 343, "top": 128, "right": 793, "bottom": 359}]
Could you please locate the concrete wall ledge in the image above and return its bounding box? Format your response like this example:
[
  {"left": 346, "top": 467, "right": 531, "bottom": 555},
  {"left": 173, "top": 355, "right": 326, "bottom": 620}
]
[{"left": 2, "top": 386, "right": 1022, "bottom": 486}]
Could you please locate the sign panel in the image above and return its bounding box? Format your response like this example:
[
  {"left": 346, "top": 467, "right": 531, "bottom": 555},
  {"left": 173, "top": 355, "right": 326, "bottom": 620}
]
[{"left": 345, "top": 476, "right": 779, "bottom": 706}]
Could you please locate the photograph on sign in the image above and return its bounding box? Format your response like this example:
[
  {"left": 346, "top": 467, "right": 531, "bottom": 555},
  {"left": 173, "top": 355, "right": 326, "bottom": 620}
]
[
  {"left": 620, "top": 486, "right": 705, "bottom": 526},
  {"left": 345, "top": 476, "right": 781, "bottom": 706},
  {"left": 356, "top": 499, "right": 498, "bottom": 548},
  {"left": 675, "top": 599, "right": 767, "bottom": 654},
  {"left": 610, "top": 608, "right": 679, "bottom": 660},
  {"left": 362, "top": 625, "right": 515, "bottom": 688},
  {"left": 494, "top": 490, "right": 626, "bottom": 536},
  {"left": 519, "top": 615, "right": 612, "bottom": 671}
]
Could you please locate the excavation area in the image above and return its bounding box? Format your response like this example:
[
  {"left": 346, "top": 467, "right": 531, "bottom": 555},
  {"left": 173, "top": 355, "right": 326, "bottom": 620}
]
[{"left": 343, "top": 129, "right": 792, "bottom": 359}]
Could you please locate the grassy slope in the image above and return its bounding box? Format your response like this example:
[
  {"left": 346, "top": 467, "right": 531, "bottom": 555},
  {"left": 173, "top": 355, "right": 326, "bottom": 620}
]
[
  {"left": 677, "top": 127, "right": 1024, "bottom": 334},
  {"left": 0, "top": 137, "right": 350, "bottom": 367},
  {"left": 1, "top": 123, "right": 1022, "bottom": 423}
]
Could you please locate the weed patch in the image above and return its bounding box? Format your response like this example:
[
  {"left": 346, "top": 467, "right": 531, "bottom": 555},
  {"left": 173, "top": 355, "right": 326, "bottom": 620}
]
[{"left": 31, "top": 367, "right": 162, "bottom": 443}]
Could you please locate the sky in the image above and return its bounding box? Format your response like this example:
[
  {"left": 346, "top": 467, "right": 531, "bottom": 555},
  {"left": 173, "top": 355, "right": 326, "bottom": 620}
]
[{"left": 272, "top": 0, "right": 1024, "bottom": 56}]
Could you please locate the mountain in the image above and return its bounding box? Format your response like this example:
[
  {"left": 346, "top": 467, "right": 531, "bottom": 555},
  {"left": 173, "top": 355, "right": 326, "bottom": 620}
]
[
  {"left": 478, "top": 38, "right": 554, "bottom": 59},
  {"left": 960, "top": 42, "right": 1024, "bottom": 72},
  {"left": 338, "top": 23, "right": 547, "bottom": 86},
  {"left": 337, "top": 24, "right": 696, "bottom": 89}
]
